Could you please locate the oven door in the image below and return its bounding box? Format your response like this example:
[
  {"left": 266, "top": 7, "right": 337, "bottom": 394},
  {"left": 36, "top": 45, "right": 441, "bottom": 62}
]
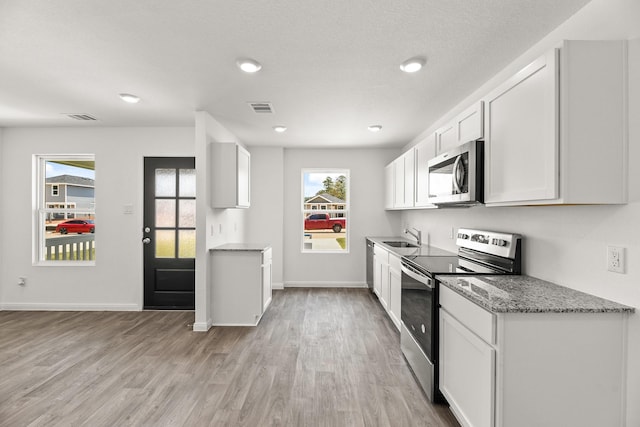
[{"left": 400, "top": 263, "right": 435, "bottom": 362}]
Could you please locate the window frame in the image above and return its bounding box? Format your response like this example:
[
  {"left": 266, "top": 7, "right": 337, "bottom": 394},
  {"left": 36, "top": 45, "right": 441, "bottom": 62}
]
[
  {"left": 34, "top": 154, "right": 96, "bottom": 266},
  {"left": 301, "top": 168, "right": 350, "bottom": 254}
]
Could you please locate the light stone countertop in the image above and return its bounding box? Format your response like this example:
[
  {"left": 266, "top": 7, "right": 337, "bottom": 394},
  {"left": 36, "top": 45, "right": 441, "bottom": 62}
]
[
  {"left": 366, "top": 237, "right": 455, "bottom": 257},
  {"left": 437, "top": 275, "right": 635, "bottom": 314},
  {"left": 210, "top": 243, "right": 271, "bottom": 252}
]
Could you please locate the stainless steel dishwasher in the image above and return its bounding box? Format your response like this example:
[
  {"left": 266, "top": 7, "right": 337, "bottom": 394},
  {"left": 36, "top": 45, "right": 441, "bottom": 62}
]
[{"left": 366, "top": 239, "right": 374, "bottom": 291}]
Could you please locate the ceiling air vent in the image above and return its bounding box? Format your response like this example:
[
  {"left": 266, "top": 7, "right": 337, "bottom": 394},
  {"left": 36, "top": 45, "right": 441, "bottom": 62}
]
[
  {"left": 65, "top": 114, "right": 98, "bottom": 121},
  {"left": 247, "top": 102, "right": 274, "bottom": 114}
]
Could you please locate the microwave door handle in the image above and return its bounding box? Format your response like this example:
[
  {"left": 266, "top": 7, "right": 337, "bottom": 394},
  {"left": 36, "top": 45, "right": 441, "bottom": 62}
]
[{"left": 452, "top": 156, "right": 463, "bottom": 193}]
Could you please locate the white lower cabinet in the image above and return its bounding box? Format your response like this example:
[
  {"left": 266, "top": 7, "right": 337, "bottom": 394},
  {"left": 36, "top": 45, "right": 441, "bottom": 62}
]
[
  {"left": 373, "top": 244, "right": 401, "bottom": 331},
  {"left": 388, "top": 254, "right": 402, "bottom": 330},
  {"left": 439, "top": 286, "right": 628, "bottom": 427},
  {"left": 440, "top": 309, "right": 495, "bottom": 427},
  {"left": 211, "top": 247, "right": 272, "bottom": 326}
]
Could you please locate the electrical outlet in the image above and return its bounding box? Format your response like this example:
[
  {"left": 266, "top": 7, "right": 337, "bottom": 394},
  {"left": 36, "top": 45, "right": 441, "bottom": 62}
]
[
  {"left": 607, "top": 246, "right": 625, "bottom": 274},
  {"left": 18, "top": 277, "right": 26, "bottom": 286}
]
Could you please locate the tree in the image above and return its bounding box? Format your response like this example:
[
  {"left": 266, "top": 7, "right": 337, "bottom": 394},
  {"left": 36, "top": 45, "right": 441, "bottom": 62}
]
[{"left": 317, "top": 175, "right": 346, "bottom": 201}]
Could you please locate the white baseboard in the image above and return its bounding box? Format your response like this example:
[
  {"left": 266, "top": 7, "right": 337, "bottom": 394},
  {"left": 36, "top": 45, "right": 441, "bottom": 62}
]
[
  {"left": 283, "top": 281, "right": 367, "bottom": 288},
  {"left": 1, "top": 302, "right": 140, "bottom": 311},
  {"left": 192, "top": 319, "right": 212, "bottom": 332},
  {"left": 272, "top": 282, "right": 285, "bottom": 290}
]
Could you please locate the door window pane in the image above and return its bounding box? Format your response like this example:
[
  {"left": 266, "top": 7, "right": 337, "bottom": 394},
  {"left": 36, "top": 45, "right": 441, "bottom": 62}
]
[
  {"left": 155, "top": 200, "right": 176, "bottom": 227},
  {"left": 179, "top": 200, "right": 196, "bottom": 227},
  {"left": 155, "top": 230, "right": 175, "bottom": 258},
  {"left": 178, "top": 230, "right": 196, "bottom": 258},
  {"left": 155, "top": 169, "right": 176, "bottom": 197},
  {"left": 179, "top": 169, "right": 196, "bottom": 197}
]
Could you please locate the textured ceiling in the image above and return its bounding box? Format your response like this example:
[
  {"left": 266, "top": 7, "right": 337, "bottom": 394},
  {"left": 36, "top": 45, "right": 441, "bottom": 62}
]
[{"left": 0, "top": 0, "right": 591, "bottom": 147}]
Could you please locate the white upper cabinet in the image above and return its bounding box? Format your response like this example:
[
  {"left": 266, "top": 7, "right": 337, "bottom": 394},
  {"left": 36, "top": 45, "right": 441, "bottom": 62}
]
[
  {"left": 436, "top": 101, "right": 484, "bottom": 155},
  {"left": 402, "top": 148, "right": 415, "bottom": 208},
  {"left": 436, "top": 122, "right": 457, "bottom": 155},
  {"left": 483, "top": 40, "right": 627, "bottom": 206},
  {"left": 414, "top": 133, "right": 437, "bottom": 207},
  {"left": 384, "top": 163, "right": 394, "bottom": 209},
  {"left": 387, "top": 148, "right": 416, "bottom": 209},
  {"left": 210, "top": 142, "right": 251, "bottom": 208},
  {"left": 457, "top": 101, "right": 484, "bottom": 144}
]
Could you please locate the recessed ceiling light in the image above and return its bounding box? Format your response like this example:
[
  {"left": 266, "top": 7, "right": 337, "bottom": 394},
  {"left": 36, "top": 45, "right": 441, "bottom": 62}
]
[
  {"left": 368, "top": 125, "right": 382, "bottom": 132},
  {"left": 119, "top": 93, "right": 140, "bottom": 104},
  {"left": 400, "top": 57, "right": 426, "bottom": 73},
  {"left": 273, "top": 126, "right": 287, "bottom": 133},
  {"left": 237, "top": 58, "right": 262, "bottom": 73}
]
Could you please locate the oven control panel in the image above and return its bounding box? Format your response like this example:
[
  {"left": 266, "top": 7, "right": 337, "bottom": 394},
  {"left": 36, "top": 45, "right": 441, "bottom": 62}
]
[{"left": 456, "top": 228, "right": 521, "bottom": 259}]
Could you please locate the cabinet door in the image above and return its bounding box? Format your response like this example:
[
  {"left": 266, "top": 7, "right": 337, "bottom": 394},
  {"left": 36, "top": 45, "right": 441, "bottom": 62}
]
[
  {"left": 373, "top": 254, "right": 381, "bottom": 297},
  {"left": 440, "top": 309, "right": 495, "bottom": 427},
  {"left": 237, "top": 145, "right": 251, "bottom": 208},
  {"left": 388, "top": 261, "right": 402, "bottom": 331},
  {"left": 384, "top": 163, "right": 394, "bottom": 209},
  {"left": 436, "top": 122, "right": 457, "bottom": 155},
  {"left": 394, "top": 157, "right": 405, "bottom": 208},
  {"left": 261, "top": 250, "right": 272, "bottom": 312},
  {"left": 414, "top": 134, "right": 437, "bottom": 207},
  {"left": 457, "top": 101, "right": 484, "bottom": 144},
  {"left": 379, "top": 261, "right": 389, "bottom": 310},
  {"left": 483, "top": 50, "right": 559, "bottom": 205},
  {"left": 403, "top": 149, "right": 415, "bottom": 208}
]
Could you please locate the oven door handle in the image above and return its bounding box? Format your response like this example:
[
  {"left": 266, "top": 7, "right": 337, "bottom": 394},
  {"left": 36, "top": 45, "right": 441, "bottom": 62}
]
[{"left": 401, "top": 265, "right": 434, "bottom": 289}]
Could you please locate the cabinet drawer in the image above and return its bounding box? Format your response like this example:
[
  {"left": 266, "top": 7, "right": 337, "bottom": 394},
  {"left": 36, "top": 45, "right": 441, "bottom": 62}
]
[{"left": 440, "top": 285, "right": 495, "bottom": 344}]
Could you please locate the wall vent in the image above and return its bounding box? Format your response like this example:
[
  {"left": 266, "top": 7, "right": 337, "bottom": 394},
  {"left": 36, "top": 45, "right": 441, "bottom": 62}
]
[
  {"left": 247, "top": 102, "right": 274, "bottom": 114},
  {"left": 65, "top": 114, "right": 98, "bottom": 121}
]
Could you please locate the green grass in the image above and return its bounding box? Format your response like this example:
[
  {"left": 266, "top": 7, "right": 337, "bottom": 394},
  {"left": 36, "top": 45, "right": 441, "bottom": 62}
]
[{"left": 336, "top": 237, "right": 346, "bottom": 249}]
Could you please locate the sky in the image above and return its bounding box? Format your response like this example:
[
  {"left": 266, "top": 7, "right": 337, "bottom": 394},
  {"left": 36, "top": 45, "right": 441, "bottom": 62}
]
[
  {"left": 46, "top": 161, "right": 95, "bottom": 179},
  {"left": 303, "top": 171, "right": 345, "bottom": 197}
]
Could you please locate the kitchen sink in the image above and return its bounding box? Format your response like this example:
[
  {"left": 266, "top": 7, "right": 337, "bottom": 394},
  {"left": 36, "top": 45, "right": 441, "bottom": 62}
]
[{"left": 383, "top": 241, "right": 419, "bottom": 248}]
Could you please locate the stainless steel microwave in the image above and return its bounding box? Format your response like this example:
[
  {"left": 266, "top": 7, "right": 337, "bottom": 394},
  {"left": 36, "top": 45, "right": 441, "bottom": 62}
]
[{"left": 427, "top": 140, "right": 483, "bottom": 206}]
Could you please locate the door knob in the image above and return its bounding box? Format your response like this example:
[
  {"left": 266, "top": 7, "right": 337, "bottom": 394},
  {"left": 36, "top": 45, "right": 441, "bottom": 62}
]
[{"left": 142, "top": 237, "right": 151, "bottom": 244}]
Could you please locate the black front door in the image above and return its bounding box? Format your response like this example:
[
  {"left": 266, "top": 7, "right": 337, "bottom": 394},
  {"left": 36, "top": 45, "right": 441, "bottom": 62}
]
[{"left": 143, "top": 157, "right": 196, "bottom": 309}]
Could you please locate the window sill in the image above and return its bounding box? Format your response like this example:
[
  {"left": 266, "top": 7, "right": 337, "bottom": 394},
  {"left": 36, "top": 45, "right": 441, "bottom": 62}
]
[{"left": 34, "top": 261, "right": 96, "bottom": 267}]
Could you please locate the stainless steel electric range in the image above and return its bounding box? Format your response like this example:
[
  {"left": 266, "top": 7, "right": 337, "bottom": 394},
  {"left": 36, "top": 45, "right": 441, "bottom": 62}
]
[{"left": 400, "top": 228, "right": 522, "bottom": 403}]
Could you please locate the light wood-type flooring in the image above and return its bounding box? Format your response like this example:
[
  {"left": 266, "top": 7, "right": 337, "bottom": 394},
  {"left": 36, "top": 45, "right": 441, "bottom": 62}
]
[{"left": 0, "top": 288, "right": 460, "bottom": 427}]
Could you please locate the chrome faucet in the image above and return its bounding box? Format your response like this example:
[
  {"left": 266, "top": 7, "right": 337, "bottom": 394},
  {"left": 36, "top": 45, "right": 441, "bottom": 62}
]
[{"left": 404, "top": 227, "right": 422, "bottom": 246}]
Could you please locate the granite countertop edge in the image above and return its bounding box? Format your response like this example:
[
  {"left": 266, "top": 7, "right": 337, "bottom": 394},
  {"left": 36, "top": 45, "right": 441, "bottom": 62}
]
[
  {"left": 210, "top": 243, "right": 271, "bottom": 252},
  {"left": 437, "top": 275, "right": 635, "bottom": 314}
]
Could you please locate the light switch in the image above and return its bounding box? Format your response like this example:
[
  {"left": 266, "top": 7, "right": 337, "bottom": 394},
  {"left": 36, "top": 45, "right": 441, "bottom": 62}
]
[{"left": 123, "top": 204, "right": 134, "bottom": 214}]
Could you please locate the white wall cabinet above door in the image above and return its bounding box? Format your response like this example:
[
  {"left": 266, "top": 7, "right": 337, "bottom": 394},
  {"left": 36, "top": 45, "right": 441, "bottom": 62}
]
[
  {"left": 483, "top": 40, "right": 627, "bottom": 206},
  {"left": 210, "top": 142, "right": 251, "bottom": 208}
]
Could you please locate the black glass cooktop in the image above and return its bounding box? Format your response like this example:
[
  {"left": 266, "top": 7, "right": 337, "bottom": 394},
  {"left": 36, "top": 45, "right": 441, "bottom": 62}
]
[{"left": 403, "top": 255, "right": 499, "bottom": 276}]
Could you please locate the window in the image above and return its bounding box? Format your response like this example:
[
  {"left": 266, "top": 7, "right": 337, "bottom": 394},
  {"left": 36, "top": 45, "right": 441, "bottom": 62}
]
[
  {"left": 36, "top": 155, "right": 96, "bottom": 263},
  {"left": 302, "top": 169, "right": 349, "bottom": 252}
]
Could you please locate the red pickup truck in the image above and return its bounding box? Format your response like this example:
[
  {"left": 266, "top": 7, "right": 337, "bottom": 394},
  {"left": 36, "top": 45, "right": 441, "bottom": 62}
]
[{"left": 304, "top": 213, "right": 346, "bottom": 233}]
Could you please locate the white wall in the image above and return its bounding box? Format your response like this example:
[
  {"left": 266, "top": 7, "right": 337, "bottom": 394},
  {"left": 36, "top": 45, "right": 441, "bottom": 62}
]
[
  {"left": 401, "top": 1, "right": 640, "bottom": 424},
  {"left": 283, "top": 148, "right": 400, "bottom": 285},
  {"left": 0, "top": 127, "right": 194, "bottom": 310},
  {"left": 246, "top": 146, "right": 284, "bottom": 288}
]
